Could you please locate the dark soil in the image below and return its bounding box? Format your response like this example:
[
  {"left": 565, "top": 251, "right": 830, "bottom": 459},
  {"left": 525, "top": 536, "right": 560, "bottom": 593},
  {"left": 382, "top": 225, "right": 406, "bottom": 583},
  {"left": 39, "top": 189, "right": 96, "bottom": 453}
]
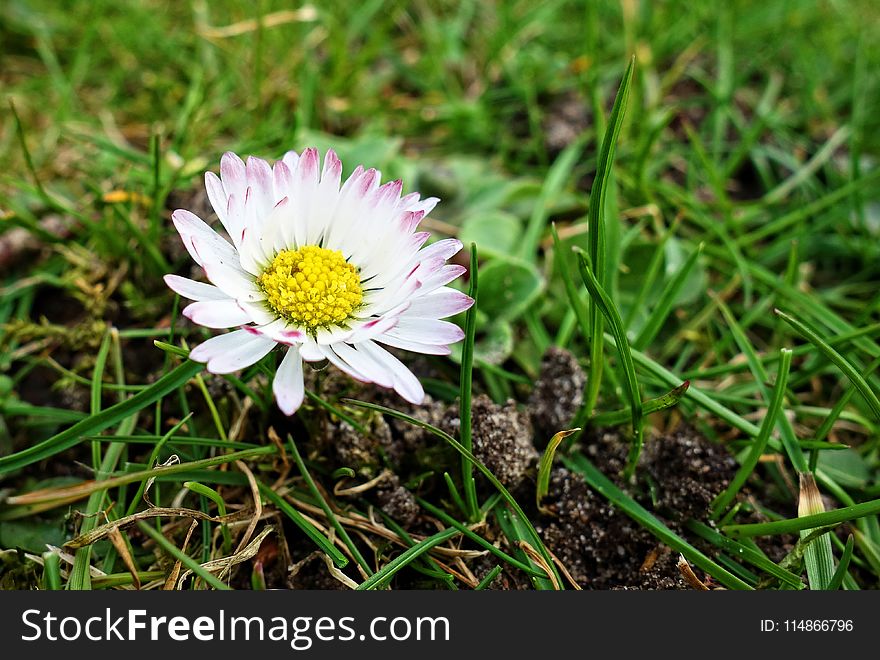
[{"left": 271, "top": 346, "right": 744, "bottom": 590}]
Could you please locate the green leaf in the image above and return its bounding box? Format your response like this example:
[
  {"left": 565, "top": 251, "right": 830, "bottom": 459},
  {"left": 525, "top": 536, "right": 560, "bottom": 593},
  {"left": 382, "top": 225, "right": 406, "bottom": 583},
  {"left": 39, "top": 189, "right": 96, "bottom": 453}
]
[
  {"left": 477, "top": 258, "right": 543, "bottom": 324},
  {"left": 817, "top": 449, "right": 871, "bottom": 490},
  {"left": 460, "top": 211, "right": 522, "bottom": 259},
  {"left": 0, "top": 519, "right": 67, "bottom": 554},
  {"left": 475, "top": 321, "right": 514, "bottom": 365}
]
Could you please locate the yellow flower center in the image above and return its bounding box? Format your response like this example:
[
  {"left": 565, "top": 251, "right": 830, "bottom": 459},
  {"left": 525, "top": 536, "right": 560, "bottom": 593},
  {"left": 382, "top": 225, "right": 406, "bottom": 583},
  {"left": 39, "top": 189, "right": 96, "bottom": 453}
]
[{"left": 257, "top": 245, "right": 363, "bottom": 333}]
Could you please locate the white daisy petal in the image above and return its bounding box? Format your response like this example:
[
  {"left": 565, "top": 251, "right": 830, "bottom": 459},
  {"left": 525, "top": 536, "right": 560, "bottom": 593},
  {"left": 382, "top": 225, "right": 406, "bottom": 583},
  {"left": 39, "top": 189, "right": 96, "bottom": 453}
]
[
  {"left": 387, "top": 317, "right": 465, "bottom": 345},
  {"left": 414, "top": 264, "right": 468, "bottom": 297},
  {"left": 332, "top": 342, "right": 393, "bottom": 388},
  {"left": 374, "top": 333, "right": 452, "bottom": 356},
  {"left": 273, "top": 346, "right": 305, "bottom": 416},
  {"left": 204, "top": 171, "right": 228, "bottom": 227},
  {"left": 249, "top": 318, "right": 306, "bottom": 345},
  {"left": 164, "top": 274, "right": 229, "bottom": 301},
  {"left": 189, "top": 328, "right": 273, "bottom": 370},
  {"left": 220, "top": 151, "right": 247, "bottom": 200},
  {"left": 404, "top": 287, "right": 475, "bottom": 319},
  {"left": 182, "top": 300, "right": 253, "bottom": 328},
  {"left": 198, "top": 249, "right": 264, "bottom": 302},
  {"left": 282, "top": 150, "right": 300, "bottom": 171},
  {"left": 318, "top": 344, "right": 370, "bottom": 383},
  {"left": 238, "top": 301, "right": 276, "bottom": 326},
  {"left": 346, "top": 315, "right": 400, "bottom": 343},
  {"left": 298, "top": 340, "right": 324, "bottom": 362},
  {"left": 246, "top": 156, "right": 274, "bottom": 220},
  {"left": 171, "top": 209, "right": 237, "bottom": 267},
  {"left": 292, "top": 147, "right": 320, "bottom": 247},
  {"left": 417, "top": 238, "right": 464, "bottom": 263},
  {"left": 203, "top": 329, "right": 276, "bottom": 374},
  {"left": 359, "top": 340, "right": 425, "bottom": 404}
]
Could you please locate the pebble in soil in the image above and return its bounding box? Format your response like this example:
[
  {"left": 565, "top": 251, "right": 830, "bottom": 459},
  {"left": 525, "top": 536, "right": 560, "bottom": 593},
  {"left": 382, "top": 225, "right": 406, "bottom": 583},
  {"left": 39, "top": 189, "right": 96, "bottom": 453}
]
[
  {"left": 441, "top": 394, "right": 539, "bottom": 489},
  {"left": 527, "top": 346, "right": 587, "bottom": 442}
]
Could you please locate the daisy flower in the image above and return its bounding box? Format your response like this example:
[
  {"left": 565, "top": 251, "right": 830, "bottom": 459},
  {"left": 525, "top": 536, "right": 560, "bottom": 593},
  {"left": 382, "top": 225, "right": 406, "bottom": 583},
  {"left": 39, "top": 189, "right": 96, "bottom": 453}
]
[{"left": 164, "top": 148, "right": 474, "bottom": 415}]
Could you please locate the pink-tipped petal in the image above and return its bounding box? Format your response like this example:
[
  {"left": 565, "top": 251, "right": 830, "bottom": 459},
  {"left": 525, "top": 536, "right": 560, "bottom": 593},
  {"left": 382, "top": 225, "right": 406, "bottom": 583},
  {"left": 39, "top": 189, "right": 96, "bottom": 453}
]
[
  {"left": 415, "top": 264, "right": 468, "bottom": 296},
  {"left": 204, "top": 331, "right": 276, "bottom": 374},
  {"left": 388, "top": 317, "right": 465, "bottom": 345},
  {"left": 274, "top": 346, "right": 305, "bottom": 416},
  {"left": 248, "top": 318, "right": 306, "bottom": 345},
  {"left": 204, "top": 171, "right": 228, "bottom": 227},
  {"left": 404, "top": 288, "right": 474, "bottom": 319},
  {"left": 183, "top": 300, "right": 253, "bottom": 328},
  {"left": 417, "top": 238, "right": 464, "bottom": 262},
  {"left": 172, "top": 209, "right": 237, "bottom": 267},
  {"left": 189, "top": 329, "right": 250, "bottom": 363},
  {"left": 321, "top": 149, "right": 342, "bottom": 185},
  {"left": 347, "top": 315, "right": 400, "bottom": 343},
  {"left": 296, "top": 147, "right": 320, "bottom": 184},
  {"left": 273, "top": 160, "right": 294, "bottom": 199},
  {"left": 374, "top": 333, "right": 452, "bottom": 356},
  {"left": 220, "top": 151, "right": 247, "bottom": 198}
]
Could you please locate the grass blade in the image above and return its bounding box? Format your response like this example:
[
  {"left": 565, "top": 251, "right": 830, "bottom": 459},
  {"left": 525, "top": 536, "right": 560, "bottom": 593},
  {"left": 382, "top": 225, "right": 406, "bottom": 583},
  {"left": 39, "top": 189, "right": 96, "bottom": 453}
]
[
  {"left": 356, "top": 528, "right": 459, "bottom": 590},
  {"left": 724, "top": 498, "right": 880, "bottom": 538},
  {"left": 287, "top": 435, "right": 372, "bottom": 575},
  {"left": 589, "top": 380, "right": 689, "bottom": 427},
  {"left": 519, "top": 137, "right": 586, "bottom": 261},
  {"left": 826, "top": 535, "right": 854, "bottom": 591},
  {"left": 799, "top": 473, "right": 835, "bottom": 590},
  {"left": 257, "top": 482, "right": 349, "bottom": 568},
  {"left": 775, "top": 308, "right": 880, "bottom": 422},
  {"left": 136, "top": 520, "right": 230, "bottom": 590},
  {"left": 576, "top": 250, "right": 643, "bottom": 480},
  {"left": 0, "top": 359, "right": 205, "bottom": 475},
  {"left": 711, "top": 349, "right": 793, "bottom": 518},
  {"left": 632, "top": 242, "right": 704, "bottom": 350},
  {"left": 686, "top": 520, "right": 803, "bottom": 589},
  {"left": 584, "top": 57, "right": 636, "bottom": 420},
  {"left": 536, "top": 428, "right": 579, "bottom": 511},
  {"left": 460, "top": 242, "right": 480, "bottom": 521}
]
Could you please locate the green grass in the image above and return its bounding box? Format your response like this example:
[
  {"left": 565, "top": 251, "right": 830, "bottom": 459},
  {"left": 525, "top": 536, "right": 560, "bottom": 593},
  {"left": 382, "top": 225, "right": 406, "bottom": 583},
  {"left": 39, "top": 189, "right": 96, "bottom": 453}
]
[{"left": 2, "top": 0, "right": 880, "bottom": 591}]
